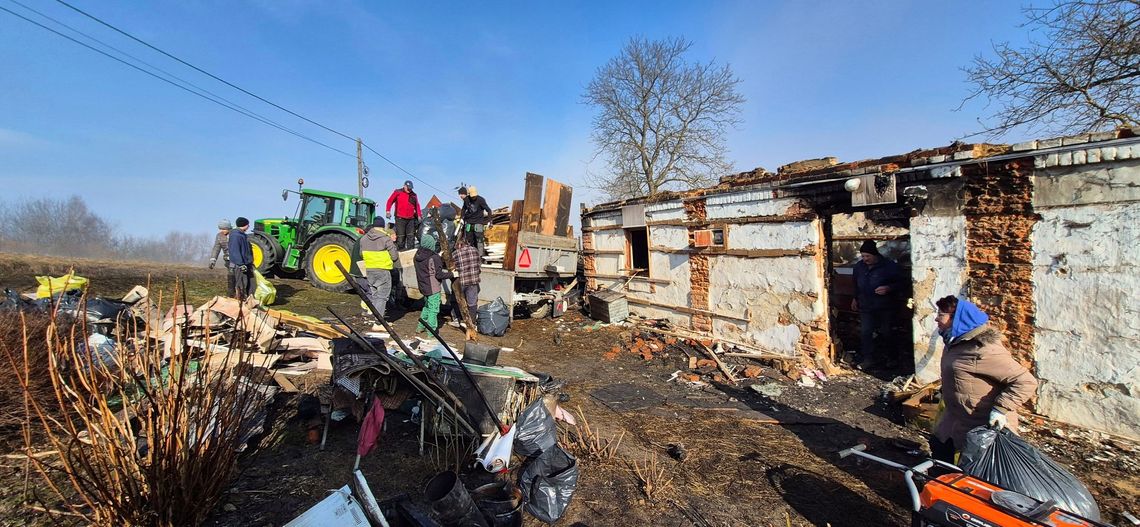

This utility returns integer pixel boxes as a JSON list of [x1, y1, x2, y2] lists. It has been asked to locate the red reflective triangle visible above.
[[518, 248, 532, 268]]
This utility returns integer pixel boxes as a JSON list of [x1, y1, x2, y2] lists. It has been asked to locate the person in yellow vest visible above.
[[355, 217, 399, 321]]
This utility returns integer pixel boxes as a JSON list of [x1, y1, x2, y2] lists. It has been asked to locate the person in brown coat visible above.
[[931, 295, 1039, 463]]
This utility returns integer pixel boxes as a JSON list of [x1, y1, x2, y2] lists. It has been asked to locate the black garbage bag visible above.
[[0, 288, 39, 312], [476, 297, 510, 337], [518, 445, 578, 524], [513, 398, 556, 457], [959, 426, 1100, 520]]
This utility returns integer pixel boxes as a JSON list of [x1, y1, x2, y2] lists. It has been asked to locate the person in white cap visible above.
[[208, 219, 236, 296]]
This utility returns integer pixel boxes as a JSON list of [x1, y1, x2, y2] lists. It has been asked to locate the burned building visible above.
[[581, 129, 1140, 440]]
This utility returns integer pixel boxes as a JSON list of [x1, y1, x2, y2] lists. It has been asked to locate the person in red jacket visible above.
[[385, 180, 422, 250]]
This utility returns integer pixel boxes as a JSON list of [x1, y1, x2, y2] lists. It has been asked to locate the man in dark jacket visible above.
[[851, 240, 902, 370], [458, 185, 492, 255], [227, 217, 255, 301], [354, 217, 399, 321], [413, 234, 453, 333], [208, 219, 236, 297], [386, 180, 422, 250]]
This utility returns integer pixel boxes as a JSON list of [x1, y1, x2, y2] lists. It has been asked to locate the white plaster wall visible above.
[[728, 222, 817, 251], [909, 214, 968, 385], [1032, 200, 1140, 439], [594, 255, 621, 275], [594, 231, 626, 252], [648, 252, 691, 306], [706, 194, 800, 220], [707, 255, 822, 355], [650, 226, 689, 249], [630, 303, 690, 327]]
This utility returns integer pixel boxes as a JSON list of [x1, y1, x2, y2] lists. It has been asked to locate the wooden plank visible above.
[[521, 172, 544, 233], [554, 182, 574, 237], [273, 372, 299, 393], [264, 308, 344, 339], [503, 200, 524, 271], [540, 179, 563, 236]]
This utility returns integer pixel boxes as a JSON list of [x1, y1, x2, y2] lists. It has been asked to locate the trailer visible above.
[[396, 173, 579, 319]]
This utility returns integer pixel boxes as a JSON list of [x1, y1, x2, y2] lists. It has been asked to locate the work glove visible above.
[[208, 258, 216, 269], [988, 409, 1008, 430], [386, 211, 392, 219], [239, 264, 249, 274]]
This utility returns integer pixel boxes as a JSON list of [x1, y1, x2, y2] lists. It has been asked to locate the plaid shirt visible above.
[[453, 244, 481, 287]]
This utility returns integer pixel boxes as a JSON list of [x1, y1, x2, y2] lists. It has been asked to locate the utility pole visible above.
[[356, 138, 364, 198]]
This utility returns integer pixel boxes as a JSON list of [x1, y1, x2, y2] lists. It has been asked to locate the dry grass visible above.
[[6, 283, 277, 527], [561, 406, 625, 461], [0, 311, 69, 436], [630, 451, 673, 501]]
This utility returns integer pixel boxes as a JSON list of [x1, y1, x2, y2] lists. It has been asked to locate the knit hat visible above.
[[372, 216, 386, 229], [235, 217, 250, 228], [859, 240, 879, 255], [420, 233, 438, 251], [217, 219, 232, 230]]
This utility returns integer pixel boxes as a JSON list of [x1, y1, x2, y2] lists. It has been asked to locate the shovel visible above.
[[417, 319, 516, 472]]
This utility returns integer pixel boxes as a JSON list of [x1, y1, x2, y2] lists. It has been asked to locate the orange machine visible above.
[[838, 445, 1112, 527]]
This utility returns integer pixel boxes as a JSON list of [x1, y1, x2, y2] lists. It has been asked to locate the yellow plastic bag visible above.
[[253, 270, 276, 305], [35, 273, 89, 299]]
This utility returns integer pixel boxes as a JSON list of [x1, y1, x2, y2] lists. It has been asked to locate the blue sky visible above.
[[0, 1, 1033, 237]]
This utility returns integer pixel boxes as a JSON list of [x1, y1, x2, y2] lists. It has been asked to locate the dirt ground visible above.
[[1, 252, 1137, 526]]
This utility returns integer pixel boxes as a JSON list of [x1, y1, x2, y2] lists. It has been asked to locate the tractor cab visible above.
[[250, 180, 376, 292]]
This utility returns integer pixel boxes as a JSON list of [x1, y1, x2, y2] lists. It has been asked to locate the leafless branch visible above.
[[962, 0, 1140, 138], [584, 36, 745, 201]]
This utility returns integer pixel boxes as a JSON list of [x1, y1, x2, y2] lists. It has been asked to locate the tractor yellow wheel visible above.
[[304, 233, 353, 292], [251, 243, 264, 269]]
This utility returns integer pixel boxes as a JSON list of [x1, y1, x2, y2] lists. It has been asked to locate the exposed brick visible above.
[[963, 161, 1038, 366]]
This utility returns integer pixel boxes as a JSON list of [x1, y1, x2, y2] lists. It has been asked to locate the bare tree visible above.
[[584, 37, 745, 201], [964, 0, 1140, 138]]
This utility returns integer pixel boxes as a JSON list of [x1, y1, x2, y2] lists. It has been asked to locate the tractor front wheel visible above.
[[304, 233, 354, 292], [249, 233, 280, 276]]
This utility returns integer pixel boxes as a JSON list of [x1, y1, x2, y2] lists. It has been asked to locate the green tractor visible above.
[[250, 180, 375, 292]]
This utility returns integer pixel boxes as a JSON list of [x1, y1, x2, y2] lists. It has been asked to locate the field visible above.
[[0, 252, 1136, 526]]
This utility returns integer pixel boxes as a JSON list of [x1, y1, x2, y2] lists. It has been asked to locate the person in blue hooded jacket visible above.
[[930, 295, 1038, 463]]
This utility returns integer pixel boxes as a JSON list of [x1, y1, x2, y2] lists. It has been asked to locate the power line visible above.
[[55, 0, 359, 143], [0, 3, 355, 157], [7, 0, 330, 157], [362, 143, 448, 195], [54, 0, 451, 195], [26, 0, 450, 194]]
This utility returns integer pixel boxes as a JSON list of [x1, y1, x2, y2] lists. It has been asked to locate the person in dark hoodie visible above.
[[354, 217, 399, 321], [413, 234, 453, 333], [851, 239, 903, 370], [227, 217, 254, 300], [931, 295, 1038, 463], [458, 185, 492, 255]]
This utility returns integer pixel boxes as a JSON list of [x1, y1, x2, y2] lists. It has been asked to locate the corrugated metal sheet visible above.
[[644, 200, 684, 213], [622, 204, 647, 227], [705, 189, 775, 206]]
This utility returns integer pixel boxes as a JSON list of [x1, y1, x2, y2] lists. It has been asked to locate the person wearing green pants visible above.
[[413, 234, 454, 333]]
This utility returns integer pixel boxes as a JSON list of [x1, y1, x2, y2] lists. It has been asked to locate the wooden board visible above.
[[554, 181, 573, 237], [540, 179, 563, 235], [521, 172, 544, 233], [503, 200, 523, 271]]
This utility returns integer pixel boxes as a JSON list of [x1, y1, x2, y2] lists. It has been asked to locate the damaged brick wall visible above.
[[963, 160, 1039, 365], [685, 198, 712, 333]]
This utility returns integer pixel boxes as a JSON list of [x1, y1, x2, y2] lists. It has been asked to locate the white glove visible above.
[[988, 409, 1008, 430]]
